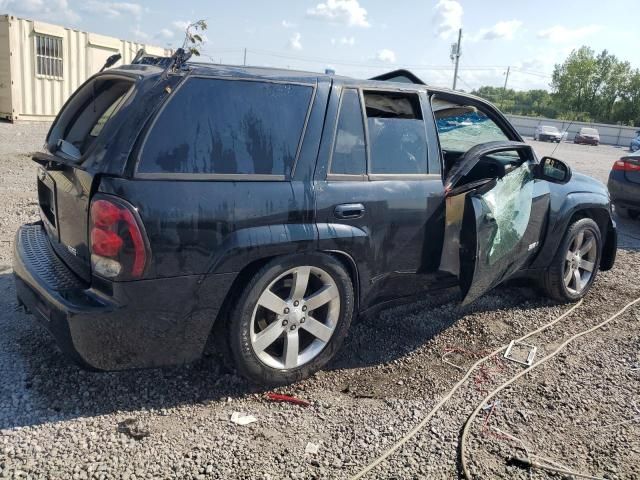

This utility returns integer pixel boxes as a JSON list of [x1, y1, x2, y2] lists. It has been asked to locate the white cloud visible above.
[[158, 28, 174, 40], [433, 0, 463, 39], [375, 48, 396, 63], [4, 0, 80, 23], [172, 20, 191, 31], [288, 32, 302, 51], [331, 36, 355, 46], [307, 0, 370, 28], [537, 25, 602, 43], [476, 20, 522, 41], [281, 20, 296, 29], [82, 1, 142, 19]]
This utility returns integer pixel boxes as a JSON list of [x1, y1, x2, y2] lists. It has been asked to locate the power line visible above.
[[198, 47, 554, 80]]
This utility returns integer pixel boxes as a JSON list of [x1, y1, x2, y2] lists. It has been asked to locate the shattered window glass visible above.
[[479, 162, 534, 265], [436, 111, 509, 153]]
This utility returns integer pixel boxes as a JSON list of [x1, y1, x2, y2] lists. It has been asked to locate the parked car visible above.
[[13, 61, 617, 385], [574, 127, 600, 145], [630, 131, 640, 152], [534, 125, 562, 142], [608, 151, 640, 219]]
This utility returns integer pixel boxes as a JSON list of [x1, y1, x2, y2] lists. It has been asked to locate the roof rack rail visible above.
[[131, 49, 174, 68], [370, 69, 426, 85]]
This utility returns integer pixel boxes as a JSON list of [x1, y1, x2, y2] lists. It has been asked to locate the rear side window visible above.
[[138, 78, 313, 176], [330, 89, 366, 175], [364, 91, 428, 175]]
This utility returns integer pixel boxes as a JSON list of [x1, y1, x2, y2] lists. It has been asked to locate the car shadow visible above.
[[3, 212, 639, 431], [0, 268, 554, 430]]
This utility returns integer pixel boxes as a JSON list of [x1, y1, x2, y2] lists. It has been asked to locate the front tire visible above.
[[543, 218, 601, 302], [228, 253, 354, 385]]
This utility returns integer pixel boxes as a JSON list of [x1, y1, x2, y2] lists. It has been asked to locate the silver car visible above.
[[534, 125, 562, 142]]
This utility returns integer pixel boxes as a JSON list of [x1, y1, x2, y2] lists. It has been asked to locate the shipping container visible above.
[[0, 15, 171, 121]]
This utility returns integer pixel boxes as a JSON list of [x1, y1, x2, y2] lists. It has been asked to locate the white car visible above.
[[534, 125, 563, 143]]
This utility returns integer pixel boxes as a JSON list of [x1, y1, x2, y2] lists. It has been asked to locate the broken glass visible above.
[[479, 162, 534, 265]]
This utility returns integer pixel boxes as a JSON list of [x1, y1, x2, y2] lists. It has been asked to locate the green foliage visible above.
[[181, 20, 208, 57], [472, 47, 640, 127]]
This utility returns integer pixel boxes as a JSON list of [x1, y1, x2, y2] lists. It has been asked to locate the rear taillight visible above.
[[613, 160, 640, 172], [89, 196, 148, 279]]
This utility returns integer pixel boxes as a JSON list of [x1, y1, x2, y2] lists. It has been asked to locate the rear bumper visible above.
[[574, 137, 599, 145], [13, 223, 234, 370], [539, 134, 561, 142], [608, 174, 640, 209]]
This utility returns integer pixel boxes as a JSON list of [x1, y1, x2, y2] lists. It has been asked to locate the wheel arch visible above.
[[532, 192, 615, 270], [205, 249, 361, 355]]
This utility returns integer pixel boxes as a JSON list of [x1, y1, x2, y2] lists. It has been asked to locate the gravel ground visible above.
[[0, 123, 639, 479]]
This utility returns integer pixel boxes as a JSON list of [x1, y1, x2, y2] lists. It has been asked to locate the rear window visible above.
[[541, 126, 559, 133], [581, 128, 598, 135], [138, 78, 314, 176], [47, 77, 134, 160]]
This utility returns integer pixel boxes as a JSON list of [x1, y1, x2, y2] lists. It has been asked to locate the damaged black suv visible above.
[[13, 58, 617, 385]]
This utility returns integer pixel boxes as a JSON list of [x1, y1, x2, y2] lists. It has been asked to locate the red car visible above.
[[574, 127, 600, 146]]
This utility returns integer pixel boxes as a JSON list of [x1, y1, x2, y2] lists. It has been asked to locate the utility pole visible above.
[[451, 28, 462, 90], [243, 48, 247, 66], [503, 66, 511, 91], [501, 66, 510, 108]]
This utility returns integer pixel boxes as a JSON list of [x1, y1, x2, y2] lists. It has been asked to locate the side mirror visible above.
[[537, 156, 572, 184]]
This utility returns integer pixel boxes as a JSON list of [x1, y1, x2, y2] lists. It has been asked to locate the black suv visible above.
[[13, 62, 617, 385]]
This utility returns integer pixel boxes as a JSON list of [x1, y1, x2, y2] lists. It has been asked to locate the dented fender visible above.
[[530, 189, 613, 270]]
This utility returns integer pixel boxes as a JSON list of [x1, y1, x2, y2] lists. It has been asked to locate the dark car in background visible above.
[[608, 151, 640, 219], [12, 59, 617, 385], [574, 127, 600, 146]]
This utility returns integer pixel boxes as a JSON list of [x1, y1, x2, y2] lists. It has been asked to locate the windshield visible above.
[[541, 126, 559, 133], [581, 128, 598, 135]]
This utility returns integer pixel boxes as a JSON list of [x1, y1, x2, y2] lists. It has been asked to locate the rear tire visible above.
[[543, 218, 601, 302], [228, 253, 354, 385]]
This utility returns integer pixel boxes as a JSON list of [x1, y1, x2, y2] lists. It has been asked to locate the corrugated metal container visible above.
[[0, 15, 171, 121]]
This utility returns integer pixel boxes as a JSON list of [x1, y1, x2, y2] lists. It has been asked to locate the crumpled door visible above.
[[459, 162, 536, 305]]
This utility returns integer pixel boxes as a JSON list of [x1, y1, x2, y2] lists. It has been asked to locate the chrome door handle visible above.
[[334, 203, 365, 219]]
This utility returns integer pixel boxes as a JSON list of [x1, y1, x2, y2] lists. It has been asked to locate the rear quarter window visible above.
[[138, 78, 314, 176]]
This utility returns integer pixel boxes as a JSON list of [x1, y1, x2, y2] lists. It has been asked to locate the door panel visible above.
[[316, 179, 446, 308], [459, 162, 549, 305]]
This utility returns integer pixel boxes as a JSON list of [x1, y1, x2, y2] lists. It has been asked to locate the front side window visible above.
[[35, 34, 63, 78], [330, 89, 366, 175], [138, 78, 314, 176], [364, 91, 428, 175]]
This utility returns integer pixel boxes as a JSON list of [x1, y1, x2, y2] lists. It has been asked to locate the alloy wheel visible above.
[[563, 228, 597, 295], [250, 266, 340, 370]]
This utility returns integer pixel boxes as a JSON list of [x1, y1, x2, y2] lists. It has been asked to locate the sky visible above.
[[1, 0, 638, 91]]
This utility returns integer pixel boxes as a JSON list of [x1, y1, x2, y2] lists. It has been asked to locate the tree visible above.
[[472, 46, 640, 127], [181, 20, 208, 57]]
